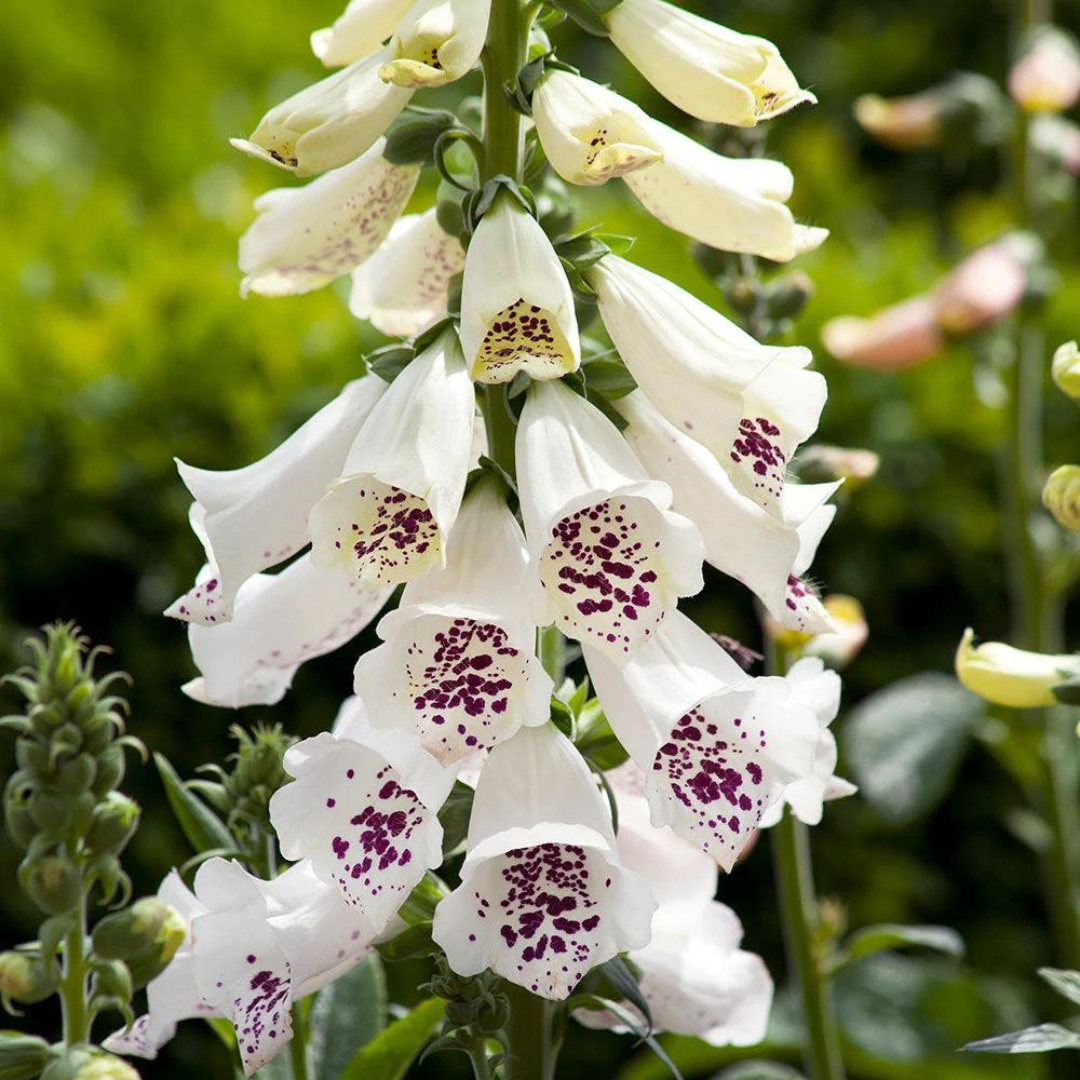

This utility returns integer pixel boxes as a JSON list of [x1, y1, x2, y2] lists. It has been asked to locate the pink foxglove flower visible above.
[[822, 294, 943, 370], [1008, 28, 1080, 113]]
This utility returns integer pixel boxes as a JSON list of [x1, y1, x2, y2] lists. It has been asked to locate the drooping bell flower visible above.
[[1008, 27, 1080, 113], [311, 0, 415, 67], [589, 256, 826, 517], [854, 91, 944, 151], [431, 723, 657, 1000], [458, 192, 580, 384], [309, 329, 475, 587], [934, 241, 1027, 334], [955, 628, 1080, 708], [239, 137, 419, 297], [584, 611, 819, 869], [821, 295, 943, 371], [378, 0, 490, 89], [603, 0, 814, 127], [167, 374, 386, 627], [349, 208, 465, 337], [515, 379, 704, 663]]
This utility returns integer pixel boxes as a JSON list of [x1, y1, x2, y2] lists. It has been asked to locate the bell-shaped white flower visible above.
[[312, 0, 416, 68], [239, 138, 419, 297], [589, 256, 826, 517], [760, 658, 856, 828], [309, 330, 475, 587], [458, 194, 580, 384], [166, 376, 386, 627], [182, 554, 394, 708], [618, 391, 837, 634], [531, 70, 664, 186], [231, 48, 413, 177], [432, 723, 656, 1000], [575, 765, 773, 1045], [584, 611, 818, 869], [378, 0, 491, 89], [349, 208, 465, 337], [515, 379, 704, 663], [604, 0, 814, 127], [355, 481, 552, 765], [270, 697, 453, 930]]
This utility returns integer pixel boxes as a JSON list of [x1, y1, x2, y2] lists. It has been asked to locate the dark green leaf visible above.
[[548, 0, 616, 36], [964, 1023, 1080, 1054], [307, 955, 387, 1080], [716, 1064, 809, 1080], [338, 998, 446, 1080], [367, 344, 415, 384], [836, 924, 964, 971], [1039, 967, 1080, 1006], [376, 923, 437, 963], [383, 111, 460, 166], [154, 752, 233, 854], [556, 234, 612, 269], [550, 697, 574, 738], [596, 956, 653, 1034], [581, 359, 637, 400], [437, 781, 474, 857]]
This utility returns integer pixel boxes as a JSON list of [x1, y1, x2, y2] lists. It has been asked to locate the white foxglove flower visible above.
[[183, 554, 393, 708], [312, 0, 415, 67], [584, 611, 818, 869], [760, 658, 855, 828], [309, 330, 475, 586], [458, 194, 580, 384], [166, 376, 386, 627], [575, 765, 773, 1045], [618, 391, 836, 634], [239, 138, 419, 297], [432, 724, 656, 1000], [379, 0, 490, 88], [515, 379, 703, 662], [589, 256, 826, 517], [231, 49, 413, 177], [349, 208, 465, 337], [604, 0, 814, 127], [355, 481, 552, 765], [270, 697, 453, 929], [531, 70, 663, 186]]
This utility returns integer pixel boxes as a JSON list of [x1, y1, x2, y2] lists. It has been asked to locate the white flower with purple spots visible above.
[[432, 723, 656, 1000], [166, 375, 386, 628], [590, 256, 827, 518], [270, 697, 454, 930], [378, 0, 491, 89], [584, 611, 819, 869], [238, 137, 419, 298], [515, 379, 704, 663], [349, 208, 465, 338], [618, 391, 837, 634], [312, 0, 416, 67], [760, 657, 857, 828], [309, 329, 475, 587], [459, 193, 580, 385], [355, 480, 552, 765], [231, 48, 414, 177]]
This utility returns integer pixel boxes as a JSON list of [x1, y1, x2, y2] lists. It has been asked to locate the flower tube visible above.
[[378, 0, 490, 88], [311, 0, 415, 67]]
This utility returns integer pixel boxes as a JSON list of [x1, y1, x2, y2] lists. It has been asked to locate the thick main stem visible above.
[[504, 983, 559, 1080], [60, 886, 90, 1047]]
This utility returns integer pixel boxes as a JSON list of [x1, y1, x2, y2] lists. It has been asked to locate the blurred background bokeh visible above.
[[2, 0, 1079, 1077]]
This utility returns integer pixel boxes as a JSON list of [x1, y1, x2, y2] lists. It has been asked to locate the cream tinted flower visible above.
[[956, 628, 1080, 708], [604, 0, 814, 126], [458, 193, 580, 383], [378, 0, 490, 88], [239, 138, 419, 297], [311, 0, 415, 67]]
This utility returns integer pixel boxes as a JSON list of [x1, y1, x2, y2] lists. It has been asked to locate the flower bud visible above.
[[124, 904, 186, 990], [822, 295, 942, 370], [28, 788, 72, 834], [93, 898, 174, 961], [797, 445, 880, 489], [804, 596, 869, 670], [91, 745, 125, 798], [85, 793, 139, 856], [935, 242, 1027, 334], [854, 90, 942, 150], [1043, 465, 1080, 532], [4, 774, 37, 850], [0, 1032, 51, 1079], [44, 1050, 141, 1080], [766, 271, 815, 322], [90, 957, 133, 1006], [1008, 27, 1080, 113], [22, 854, 81, 916], [0, 951, 59, 1004], [1052, 341, 1080, 399], [56, 752, 97, 797], [955, 627, 1080, 708]]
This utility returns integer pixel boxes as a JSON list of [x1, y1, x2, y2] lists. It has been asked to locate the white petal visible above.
[[269, 731, 444, 930], [239, 139, 419, 297], [312, 0, 416, 67], [182, 553, 393, 708], [349, 209, 464, 337], [379, 0, 491, 88], [459, 195, 580, 384], [233, 47, 413, 177], [531, 70, 663, 186], [309, 331, 475, 586], [166, 375, 385, 626]]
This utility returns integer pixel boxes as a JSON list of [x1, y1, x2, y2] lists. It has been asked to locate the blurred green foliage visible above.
[[1, 0, 1079, 1077]]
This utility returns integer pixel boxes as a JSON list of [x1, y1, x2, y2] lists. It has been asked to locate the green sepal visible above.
[[154, 752, 234, 855], [384, 108, 463, 167]]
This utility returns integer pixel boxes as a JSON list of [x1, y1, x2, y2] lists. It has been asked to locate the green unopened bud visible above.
[[93, 898, 172, 960], [0, 1032, 51, 1080], [42, 1049, 140, 1080], [28, 789, 72, 834], [4, 775, 37, 850], [124, 903, 185, 990], [766, 271, 815, 321], [15, 740, 49, 778], [29, 703, 66, 737], [86, 793, 139, 856], [0, 950, 60, 1004], [22, 854, 81, 915], [56, 753, 96, 797], [90, 958, 132, 1003], [1052, 341, 1080, 400], [91, 746, 125, 798], [1043, 465, 1080, 532], [956, 627, 1080, 708]]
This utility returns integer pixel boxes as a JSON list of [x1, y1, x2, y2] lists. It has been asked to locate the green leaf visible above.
[[376, 923, 437, 963], [1039, 967, 1080, 1006], [437, 781, 474, 857], [550, 696, 575, 738], [307, 955, 387, 1080], [154, 752, 233, 854], [835, 924, 965, 971], [556, 233, 612, 269], [593, 232, 635, 257], [547, 0, 617, 36], [843, 674, 983, 825], [580, 358, 637, 400], [367, 344, 416, 384], [716, 1064, 809, 1080], [0, 1031, 51, 1080], [963, 1023, 1080, 1054], [338, 997, 446, 1080], [383, 109, 460, 166], [596, 956, 653, 1033], [397, 872, 449, 925]]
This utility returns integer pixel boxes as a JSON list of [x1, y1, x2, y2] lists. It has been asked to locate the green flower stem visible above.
[[289, 1002, 309, 1080], [60, 884, 91, 1047], [503, 982, 560, 1080]]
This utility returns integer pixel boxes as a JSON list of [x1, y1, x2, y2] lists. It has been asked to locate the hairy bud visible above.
[[21, 854, 81, 916], [1043, 464, 1080, 532], [86, 793, 140, 857], [0, 951, 59, 1004]]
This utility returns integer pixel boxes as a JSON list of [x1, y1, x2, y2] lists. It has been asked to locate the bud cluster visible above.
[[421, 955, 509, 1069]]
